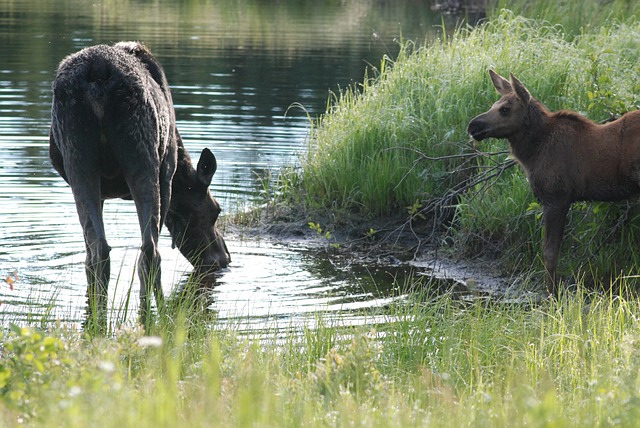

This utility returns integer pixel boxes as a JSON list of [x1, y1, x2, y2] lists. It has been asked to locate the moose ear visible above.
[[489, 69, 512, 95], [510, 73, 531, 104], [196, 148, 217, 188]]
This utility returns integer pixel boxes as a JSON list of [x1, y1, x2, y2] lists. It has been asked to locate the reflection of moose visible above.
[[49, 42, 230, 327], [468, 70, 640, 295]]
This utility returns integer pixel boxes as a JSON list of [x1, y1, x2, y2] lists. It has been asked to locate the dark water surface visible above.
[[0, 0, 450, 329]]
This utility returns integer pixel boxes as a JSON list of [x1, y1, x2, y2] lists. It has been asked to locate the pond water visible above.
[[0, 0, 474, 330]]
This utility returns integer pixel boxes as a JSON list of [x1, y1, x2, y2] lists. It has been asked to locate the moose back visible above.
[[49, 42, 230, 327], [467, 69, 640, 295]]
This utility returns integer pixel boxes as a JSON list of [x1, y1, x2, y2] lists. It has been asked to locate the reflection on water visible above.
[[201, 243, 411, 333], [0, 0, 452, 329]]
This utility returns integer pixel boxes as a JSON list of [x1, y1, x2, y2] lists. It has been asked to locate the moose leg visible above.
[[542, 202, 570, 296], [129, 179, 164, 322], [84, 227, 111, 330], [70, 182, 110, 332], [158, 138, 177, 229]]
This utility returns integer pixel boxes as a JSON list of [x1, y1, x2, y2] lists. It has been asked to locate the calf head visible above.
[[467, 69, 532, 141], [166, 148, 231, 274]]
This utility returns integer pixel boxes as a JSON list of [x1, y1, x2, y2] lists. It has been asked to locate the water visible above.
[[0, 0, 459, 330]]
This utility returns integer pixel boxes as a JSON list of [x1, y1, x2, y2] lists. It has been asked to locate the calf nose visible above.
[[467, 118, 486, 141], [467, 120, 478, 135]]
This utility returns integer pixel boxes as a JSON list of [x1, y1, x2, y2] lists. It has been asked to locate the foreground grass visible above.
[[3, 285, 640, 426]]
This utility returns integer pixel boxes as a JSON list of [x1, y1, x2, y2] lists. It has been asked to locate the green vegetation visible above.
[[5, 287, 640, 426], [9, 2, 640, 427], [282, 6, 640, 282], [494, 0, 640, 34]]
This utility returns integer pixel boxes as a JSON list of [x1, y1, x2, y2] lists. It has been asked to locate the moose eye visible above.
[[499, 107, 510, 116]]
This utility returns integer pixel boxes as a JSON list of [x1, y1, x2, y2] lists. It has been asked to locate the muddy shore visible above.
[[227, 209, 545, 303]]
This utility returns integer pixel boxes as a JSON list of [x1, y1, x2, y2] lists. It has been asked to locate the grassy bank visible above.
[[283, 8, 640, 283], [4, 287, 640, 426]]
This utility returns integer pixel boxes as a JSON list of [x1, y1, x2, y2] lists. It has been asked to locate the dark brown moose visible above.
[[49, 42, 230, 328], [467, 69, 640, 295]]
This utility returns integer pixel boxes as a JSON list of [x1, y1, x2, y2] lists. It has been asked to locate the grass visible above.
[[8, 2, 640, 426], [493, 0, 640, 35], [4, 282, 640, 426], [279, 8, 640, 283], [297, 12, 579, 217]]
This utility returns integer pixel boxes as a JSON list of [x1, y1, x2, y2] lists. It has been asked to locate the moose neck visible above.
[[507, 99, 550, 168]]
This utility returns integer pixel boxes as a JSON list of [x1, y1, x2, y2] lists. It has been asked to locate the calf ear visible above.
[[196, 148, 217, 188], [489, 69, 512, 95], [510, 73, 531, 104]]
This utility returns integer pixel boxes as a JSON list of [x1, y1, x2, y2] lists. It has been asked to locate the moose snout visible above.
[[200, 235, 231, 271], [467, 117, 489, 141], [197, 256, 230, 275]]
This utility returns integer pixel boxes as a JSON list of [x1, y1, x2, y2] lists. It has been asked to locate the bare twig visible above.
[[373, 142, 517, 258]]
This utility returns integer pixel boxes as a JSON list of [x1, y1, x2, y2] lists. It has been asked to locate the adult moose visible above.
[[467, 69, 640, 296], [50, 42, 230, 328]]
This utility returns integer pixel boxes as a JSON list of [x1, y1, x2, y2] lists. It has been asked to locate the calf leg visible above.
[[71, 181, 110, 331], [109, 118, 168, 322], [84, 232, 111, 329], [51, 97, 111, 330], [128, 177, 164, 322], [159, 133, 177, 228], [542, 202, 570, 296]]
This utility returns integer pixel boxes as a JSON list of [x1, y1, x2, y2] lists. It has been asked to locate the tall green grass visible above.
[[299, 12, 583, 217], [5, 285, 640, 426], [492, 0, 640, 35], [300, 11, 640, 215], [289, 10, 640, 281]]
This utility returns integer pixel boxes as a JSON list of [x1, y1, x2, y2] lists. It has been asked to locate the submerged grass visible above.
[[5, 283, 640, 426]]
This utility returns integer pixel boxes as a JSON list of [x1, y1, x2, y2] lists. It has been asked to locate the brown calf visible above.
[[467, 70, 640, 295]]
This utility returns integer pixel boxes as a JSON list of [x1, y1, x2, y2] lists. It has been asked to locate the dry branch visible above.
[[377, 143, 517, 257]]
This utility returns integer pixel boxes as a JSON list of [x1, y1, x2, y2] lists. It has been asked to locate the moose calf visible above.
[[468, 70, 640, 295]]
